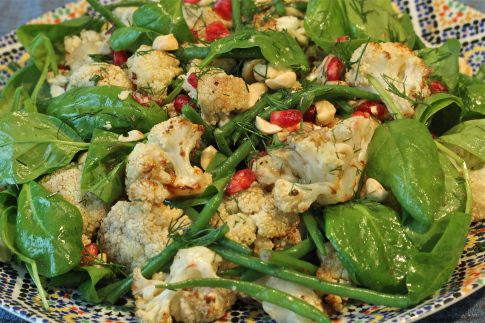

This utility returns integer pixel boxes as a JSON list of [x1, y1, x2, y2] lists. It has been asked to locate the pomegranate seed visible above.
[[335, 36, 349, 42], [205, 21, 231, 41], [429, 130, 439, 139], [270, 109, 303, 128], [113, 50, 128, 66], [58, 65, 70, 71], [226, 169, 256, 194], [81, 243, 99, 265], [356, 100, 389, 121], [174, 94, 196, 114], [430, 80, 448, 94], [303, 105, 317, 123], [214, 0, 232, 20], [132, 91, 151, 107], [352, 111, 370, 118], [187, 73, 198, 88], [326, 56, 345, 81], [184, 0, 200, 3]]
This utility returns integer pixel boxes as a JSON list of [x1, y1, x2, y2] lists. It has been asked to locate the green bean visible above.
[[162, 78, 184, 105], [302, 211, 327, 256], [210, 134, 261, 181], [275, 0, 287, 16], [259, 249, 319, 274], [366, 74, 402, 119], [334, 99, 354, 117], [86, 0, 125, 29], [210, 245, 410, 308], [105, 1, 151, 10], [239, 238, 316, 281], [287, 1, 308, 11], [157, 278, 332, 323], [217, 266, 248, 276], [205, 152, 228, 173], [173, 47, 263, 61], [232, 0, 243, 31], [100, 177, 230, 303], [214, 129, 233, 156], [166, 196, 212, 208], [182, 105, 215, 143]]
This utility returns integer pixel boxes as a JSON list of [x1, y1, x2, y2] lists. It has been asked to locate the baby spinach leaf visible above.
[[413, 93, 463, 126], [17, 16, 104, 61], [0, 112, 89, 185], [199, 29, 309, 70], [324, 200, 418, 294], [416, 39, 460, 90], [403, 154, 466, 252], [133, 0, 194, 44], [46, 86, 167, 140], [110, 26, 161, 52], [366, 119, 445, 225], [16, 182, 83, 277], [78, 266, 117, 303], [24, 33, 59, 75], [438, 119, 485, 163], [406, 211, 470, 305], [88, 159, 127, 205]]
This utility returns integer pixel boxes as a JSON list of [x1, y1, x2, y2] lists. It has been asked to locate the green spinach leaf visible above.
[[46, 86, 167, 140], [324, 200, 418, 294], [366, 119, 445, 225], [110, 26, 161, 52], [16, 182, 83, 277], [438, 119, 485, 164], [413, 93, 463, 126], [0, 112, 89, 185]]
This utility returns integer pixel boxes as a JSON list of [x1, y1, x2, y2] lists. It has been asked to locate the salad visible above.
[[0, 0, 485, 322]]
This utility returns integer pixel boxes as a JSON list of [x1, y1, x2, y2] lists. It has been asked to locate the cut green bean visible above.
[[105, 1, 151, 10], [232, 0, 242, 31], [173, 46, 263, 61], [302, 211, 327, 256], [100, 177, 230, 303], [260, 249, 319, 274], [210, 245, 410, 308], [214, 129, 233, 156], [86, 0, 126, 28], [157, 278, 332, 323], [217, 266, 248, 276], [182, 105, 215, 143], [334, 99, 355, 117], [162, 79, 184, 105], [205, 152, 228, 173]]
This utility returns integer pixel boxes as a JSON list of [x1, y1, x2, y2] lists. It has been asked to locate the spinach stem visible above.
[[86, 0, 126, 29], [366, 74, 403, 119], [434, 141, 472, 214], [31, 56, 50, 105]]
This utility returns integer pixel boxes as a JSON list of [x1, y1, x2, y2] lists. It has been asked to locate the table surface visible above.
[[1, 0, 485, 322]]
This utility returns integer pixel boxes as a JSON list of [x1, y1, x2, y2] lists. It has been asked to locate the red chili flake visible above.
[[226, 169, 256, 194], [214, 0, 232, 20], [58, 65, 70, 71], [187, 73, 198, 88], [326, 56, 345, 81], [335, 35, 349, 42], [303, 105, 317, 123], [430, 80, 448, 94], [113, 50, 128, 66], [356, 100, 390, 121], [270, 109, 303, 128], [174, 94, 196, 114], [205, 21, 231, 42]]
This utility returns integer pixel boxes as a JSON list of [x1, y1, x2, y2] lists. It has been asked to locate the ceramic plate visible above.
[[0, 0, 485, 322]]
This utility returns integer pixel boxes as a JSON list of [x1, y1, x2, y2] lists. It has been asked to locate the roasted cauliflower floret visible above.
[[253, 116, 378, 213], [468, 166, 485, 222], [68, 63, 132, 89], [39, 165, 108, 242], [126, 45, 183, 102], [98, 200, 189, 273], [126, 117, 212, 203], [132, 247, 236, 323], [316, 242, 353, 315], [183, 67, 251, 126], [210, 184, 302, 248], [64, 30, 111, 71], [345, 42, 431, 118], [258, 276, 325, 323]]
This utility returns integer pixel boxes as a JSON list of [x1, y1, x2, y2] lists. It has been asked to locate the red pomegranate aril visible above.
[[226, 169, 256, 194], [184, 0, 200, 3], [81, 243, 99, 265], [303, 105, 317, 123], [270, 109, 303, 128], [326, 56, 345, 81], [187, 73, 198, 88], [58, 65, 70, 71], [174, 94, 196, 114], [205, 21, 231, 41], [113, 50, 128, 66], [352, 111, 370, 118], [335, 35, 349, 42], [430, 80, 448, 94], [356, 100, 389, 121], [132, 91, 151, 107], [214, 0, 232, 20]]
